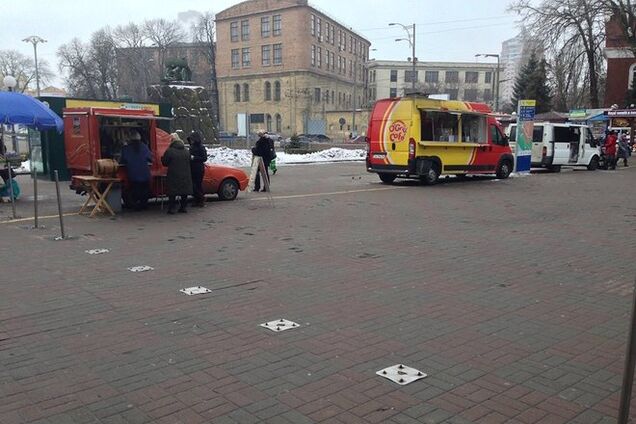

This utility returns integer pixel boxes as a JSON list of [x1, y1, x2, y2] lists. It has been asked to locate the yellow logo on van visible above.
[[389, 120, 408, 143]]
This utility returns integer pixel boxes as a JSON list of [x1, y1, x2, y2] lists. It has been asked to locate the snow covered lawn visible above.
[[206, 147, 366, 167]]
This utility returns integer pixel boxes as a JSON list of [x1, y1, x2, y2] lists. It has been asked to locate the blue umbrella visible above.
[[0, 91, 63, 133]]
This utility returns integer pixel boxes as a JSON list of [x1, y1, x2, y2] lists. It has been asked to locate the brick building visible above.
[[605, 14, 636, 107], [215, 0, 371, 137]]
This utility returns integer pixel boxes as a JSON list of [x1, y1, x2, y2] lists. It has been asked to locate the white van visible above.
[[507, 122, 601, 171]]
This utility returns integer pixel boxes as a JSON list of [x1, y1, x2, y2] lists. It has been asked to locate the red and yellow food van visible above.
[[63, 107, 248, 201], [366, 95, 514, 184]]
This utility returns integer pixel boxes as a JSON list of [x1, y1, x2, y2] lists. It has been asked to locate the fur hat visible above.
[[170, 132, 184, 143]]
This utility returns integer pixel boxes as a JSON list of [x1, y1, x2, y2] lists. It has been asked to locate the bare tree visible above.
[[143, 18, 186, 72], [509, 0, 606, 108], [57, 31, 119, 100], [191, 11, 219, 125], [0, 49, 52, 93], [90, 28, 119, 99], [58, 38, 99, 98]]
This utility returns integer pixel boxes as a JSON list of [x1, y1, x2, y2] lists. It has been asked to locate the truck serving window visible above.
[[461, 114, 487, 143], [98, 117, 150, 161], [420, 110, 459, 142]]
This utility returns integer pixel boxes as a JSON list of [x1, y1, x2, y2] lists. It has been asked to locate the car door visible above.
[[531, 125, 544, 164], [551, 125, 571, 165]]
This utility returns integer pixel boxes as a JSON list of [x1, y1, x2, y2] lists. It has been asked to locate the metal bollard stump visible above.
[[53, 170, 65, 239]]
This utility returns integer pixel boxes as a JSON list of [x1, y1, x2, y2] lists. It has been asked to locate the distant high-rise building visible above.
[[499, 28, 542, 110]]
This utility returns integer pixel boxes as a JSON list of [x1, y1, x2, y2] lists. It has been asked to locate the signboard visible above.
[[515, 99, 535, 173], [568, 109, 587, 120], [66, 99, 160, 114]]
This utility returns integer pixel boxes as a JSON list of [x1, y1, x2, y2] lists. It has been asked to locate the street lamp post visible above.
[[22, 36, 47, 97], [2, 75, 18, 219], [475, 53, 500, 112], [390, 22, 417, 94]]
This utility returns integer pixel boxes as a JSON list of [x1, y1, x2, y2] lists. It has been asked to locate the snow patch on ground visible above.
[[206, 147, 365, 167]]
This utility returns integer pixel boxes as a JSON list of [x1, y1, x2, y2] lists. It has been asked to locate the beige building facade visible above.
[[216, 0, 370, 138], [367, 60, 500, 108]]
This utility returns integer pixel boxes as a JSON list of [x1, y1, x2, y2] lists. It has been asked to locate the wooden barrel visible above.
[[94, 159, 118, 177]]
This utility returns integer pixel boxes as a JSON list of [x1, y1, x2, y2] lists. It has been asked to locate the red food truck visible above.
[[63, 107, 249, 203]]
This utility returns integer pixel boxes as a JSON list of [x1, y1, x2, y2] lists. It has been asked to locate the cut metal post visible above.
[[53, 170, 65, 239], [32, 167, 38, 228], [618, 278, 636, 424], [6, 158, 16, 219]]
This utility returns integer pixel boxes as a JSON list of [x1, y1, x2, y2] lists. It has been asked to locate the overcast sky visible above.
[[2, 0, 522, 87]]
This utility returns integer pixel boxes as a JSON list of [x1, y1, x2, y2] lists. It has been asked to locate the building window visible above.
[[330, 26, 335, 45], [404, 70, 418, 83], [390, 70, 398, 82], [445, 71, 459, 83], [330, 52, 335, 71], [485, 71, 492, 84], [425, 71, 438, 83], [242, 48, 251, 67], [447, 88, 459, 100], [354, 39, 357, 55], [317, 46, 322, 68], [317, 17, 321, 40], [390, 88, 397, 98], [261, 17, 270, 38], [325, 50, 330, 70], [273, 14, 281, 36], [266, 114, 272, 132], [325, 90, 330, 103], [465, 71, 479, 83], [314, 87, 321, 103], [262, 45, 271, 66], [325, 23, 330, 43], [311, 45, 316, 66], [241, 19, 249, 41], [233, 84, 241, 102], [349, 35, 353, 53], [274, 81, 281, 101], [311, 14, 315, 36], [331, 90, 334, 104], [483, 88, 492, 102], [231, 49, 240, 69], [463, 88, 478, 101], [343, 58, 346, 75], [243, 83, 250, 101], [273, 43, 282, 65], [264, 81, 272, 101], [275, 113, 282, 132], [230, 21, 239, 42]]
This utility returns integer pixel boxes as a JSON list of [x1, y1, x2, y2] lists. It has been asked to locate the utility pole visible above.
[[390, 22, 417, 94], [475, 53, 500, 111], [352, 59, 357, 137], [23, 36, 47, 97]]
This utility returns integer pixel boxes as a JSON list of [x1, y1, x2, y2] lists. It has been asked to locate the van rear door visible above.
[[531, 125, 544, 164]]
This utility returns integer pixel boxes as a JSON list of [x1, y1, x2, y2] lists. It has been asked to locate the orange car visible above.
[[63, 107, 249, 201]]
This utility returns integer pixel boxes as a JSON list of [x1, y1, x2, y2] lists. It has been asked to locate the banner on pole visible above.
[[515, 99, 536, 173]]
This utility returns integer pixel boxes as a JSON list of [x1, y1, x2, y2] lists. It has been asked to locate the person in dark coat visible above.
[[187, 131, 207, 207], [604, 131, 618, 170], [119, 131, 152, 211], [161, 133, 193, 214], [252, 130, 273, 192], [617, 134, 630, 167]]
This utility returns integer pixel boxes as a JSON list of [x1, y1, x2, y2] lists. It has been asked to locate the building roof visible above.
[[367, 59, 500, 69]]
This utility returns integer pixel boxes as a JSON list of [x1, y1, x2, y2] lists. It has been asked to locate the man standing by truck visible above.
[[120, 131, 152, 211]]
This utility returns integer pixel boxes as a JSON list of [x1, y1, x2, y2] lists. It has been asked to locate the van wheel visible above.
[[378, 173, 396, 184], [549, 165, 561, 173], [420, 166, 440, 185], [496, 160, 512, 179], [587, 156, 599, 171]]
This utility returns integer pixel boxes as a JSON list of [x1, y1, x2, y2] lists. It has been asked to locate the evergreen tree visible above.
[[512, 51, 552, 113]]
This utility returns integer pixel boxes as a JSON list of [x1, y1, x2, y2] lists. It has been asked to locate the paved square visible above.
[[1, 164, 635, 423]]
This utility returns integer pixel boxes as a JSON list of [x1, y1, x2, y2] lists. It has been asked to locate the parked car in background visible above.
[[298, 134, 331, 142]]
